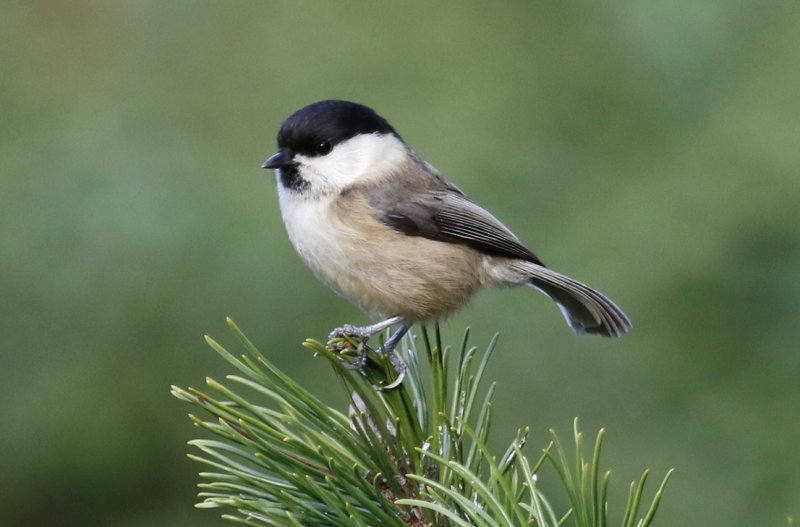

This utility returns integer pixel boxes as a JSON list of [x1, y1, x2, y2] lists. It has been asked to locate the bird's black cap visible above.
[[275, 100, 400, 157]]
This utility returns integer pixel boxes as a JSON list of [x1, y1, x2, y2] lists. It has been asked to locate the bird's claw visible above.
[[327, 325, 370, 369], [328, 324, 371, 345], [326, 323, 407, 389], [376, 356, 407, 391]]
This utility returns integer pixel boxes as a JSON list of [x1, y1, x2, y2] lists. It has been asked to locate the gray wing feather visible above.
[[364, 167, 543, 265], [434, 192, 543, 264], [359, 160, 630, 337]]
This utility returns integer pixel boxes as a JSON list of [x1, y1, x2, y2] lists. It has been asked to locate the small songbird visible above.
[[262, 100, 630, 353]]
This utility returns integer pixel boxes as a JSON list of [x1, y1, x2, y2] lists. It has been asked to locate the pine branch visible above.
[[172, 318, 672, 526]]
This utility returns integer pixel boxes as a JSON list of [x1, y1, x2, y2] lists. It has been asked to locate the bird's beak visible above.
[[262, 149, 292, 169]]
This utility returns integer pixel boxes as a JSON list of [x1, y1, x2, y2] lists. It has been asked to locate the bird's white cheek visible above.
[[296, 133, 408, 192], [296, 151, 364, 191]]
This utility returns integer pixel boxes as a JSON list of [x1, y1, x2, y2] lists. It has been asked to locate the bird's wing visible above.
[[363, 173, 544, 266]]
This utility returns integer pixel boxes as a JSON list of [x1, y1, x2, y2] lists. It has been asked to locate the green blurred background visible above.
[[3, 1, 799, 525]]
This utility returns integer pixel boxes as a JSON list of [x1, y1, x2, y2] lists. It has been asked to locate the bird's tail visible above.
[[510, 261, 632, 337]]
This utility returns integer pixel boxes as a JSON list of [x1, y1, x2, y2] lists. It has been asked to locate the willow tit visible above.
[[262, 100, 630, 352]]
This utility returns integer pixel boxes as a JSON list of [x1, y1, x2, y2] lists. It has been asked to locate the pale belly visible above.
[[278, 190, 488, 321]]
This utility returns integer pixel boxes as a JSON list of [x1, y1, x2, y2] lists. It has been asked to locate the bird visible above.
[[262, 100, 630, 356]]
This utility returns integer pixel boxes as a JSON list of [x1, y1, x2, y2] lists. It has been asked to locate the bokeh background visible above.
[[3, 1, 799, 525]]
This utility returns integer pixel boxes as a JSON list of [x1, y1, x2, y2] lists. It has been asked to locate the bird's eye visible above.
[[316, 141, 332, 156]]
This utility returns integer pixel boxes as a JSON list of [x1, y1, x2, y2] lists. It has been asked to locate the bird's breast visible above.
[[277, 188, 489, 321]]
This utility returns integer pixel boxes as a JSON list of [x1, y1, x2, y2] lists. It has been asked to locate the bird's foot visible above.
[[326, 318, 409, 388], [377, 355, 407, 391], [327, 316, 405, 353], [327, 325, 369, 370], [328, 324, 374, 346]]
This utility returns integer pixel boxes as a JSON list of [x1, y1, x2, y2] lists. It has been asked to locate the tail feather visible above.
[[515, 262, 631, 337]]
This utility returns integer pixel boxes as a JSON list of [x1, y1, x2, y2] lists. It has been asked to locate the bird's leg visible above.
[[381, 324, 409, 356], [328, 315, 405, 347], [374, 324, 410, 390]]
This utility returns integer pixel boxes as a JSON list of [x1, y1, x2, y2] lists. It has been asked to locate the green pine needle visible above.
[[172, 319, 672, 525]]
